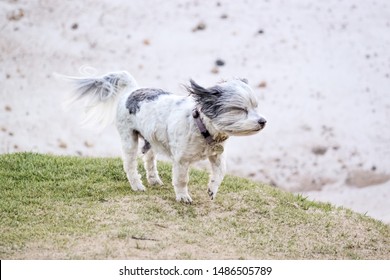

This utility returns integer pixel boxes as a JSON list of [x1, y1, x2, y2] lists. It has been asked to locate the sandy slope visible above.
[[1, 0, 389, 223]]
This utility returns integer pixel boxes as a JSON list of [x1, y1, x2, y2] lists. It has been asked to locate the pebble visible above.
[[71, 23, 78, 30], [215, 59, 225, 66], [192, 22, 206, 32], [311, 146, 328, 156], [211, 67, 219, 74]]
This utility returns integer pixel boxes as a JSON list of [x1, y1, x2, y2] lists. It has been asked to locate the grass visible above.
[[0, 152, 389, 259]]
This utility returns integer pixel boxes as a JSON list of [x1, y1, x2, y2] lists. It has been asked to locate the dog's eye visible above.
[[230, 107, 248, 114]]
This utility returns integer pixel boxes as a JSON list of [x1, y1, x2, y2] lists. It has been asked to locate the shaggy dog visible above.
[[65, 71, 266, 203]]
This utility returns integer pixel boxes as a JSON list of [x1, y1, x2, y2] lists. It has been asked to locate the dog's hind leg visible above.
[[172, 161, 192, 203], [143, 148, 163, 186], [120, 130, 145, 191]]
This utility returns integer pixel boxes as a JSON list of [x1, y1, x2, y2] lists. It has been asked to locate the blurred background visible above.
[[1, 0, 389, 222]]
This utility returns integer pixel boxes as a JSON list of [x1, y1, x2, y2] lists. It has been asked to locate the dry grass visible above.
[[0, 153, 389, 259]]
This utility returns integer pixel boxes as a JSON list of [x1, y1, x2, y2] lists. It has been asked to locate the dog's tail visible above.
[[59, 70, 138, 128]]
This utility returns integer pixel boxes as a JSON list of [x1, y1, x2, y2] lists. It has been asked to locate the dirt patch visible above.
[[346, 170, 390, 188]]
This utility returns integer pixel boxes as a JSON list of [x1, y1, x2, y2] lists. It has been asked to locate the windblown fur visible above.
[[61, 71, 138, 127], [65, 70, 266, 203]]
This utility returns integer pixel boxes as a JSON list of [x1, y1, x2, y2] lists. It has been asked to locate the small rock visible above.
[[258, 29, 265, 34], [71, 23, 78, 30], [5, 105, 12, 112], [215, 59, 225, 66], [311, 146, 328, 155], [211, 67, 219, 74], [192, 22, 206, 32], [143, 39, 151, 45], [58, 140, 67, 149], [220, 14, 228, 19], [258, 81, 267, 88], [84, 141, 94, 148]]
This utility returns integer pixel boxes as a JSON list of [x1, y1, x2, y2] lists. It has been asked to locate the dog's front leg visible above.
[[172, 161, 192, 203], [208, 153, 226, 200]]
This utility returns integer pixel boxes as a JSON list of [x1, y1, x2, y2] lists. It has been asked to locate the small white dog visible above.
[[66, 71, 266, 203]]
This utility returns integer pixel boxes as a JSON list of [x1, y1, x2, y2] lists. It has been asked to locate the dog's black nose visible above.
[[258, 117, 267, 128]]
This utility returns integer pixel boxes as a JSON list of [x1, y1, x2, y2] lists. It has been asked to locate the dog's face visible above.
[[188, 79, 266, 136]]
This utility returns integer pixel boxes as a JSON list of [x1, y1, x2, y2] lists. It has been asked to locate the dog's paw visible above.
[[147, 176, 164, 186], [130, 183, 146, 192], [176, 193, 193, 204], [207, 188, 217, 200]]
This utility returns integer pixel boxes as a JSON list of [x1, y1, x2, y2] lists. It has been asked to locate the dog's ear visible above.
[[187, 79, 222, 96], [187, 80, 224, 118]]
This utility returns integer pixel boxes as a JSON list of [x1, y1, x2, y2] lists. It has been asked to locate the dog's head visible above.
[[187, 79, 266, 136]]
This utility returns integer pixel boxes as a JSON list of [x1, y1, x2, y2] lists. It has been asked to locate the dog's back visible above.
[[117, 88, 194, 157]]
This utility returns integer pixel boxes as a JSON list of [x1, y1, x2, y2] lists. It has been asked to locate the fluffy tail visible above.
[[59, 71, 138, 128]]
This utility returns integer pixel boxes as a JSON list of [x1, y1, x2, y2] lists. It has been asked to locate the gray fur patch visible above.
[[126, 88, 170, 114], [186, 79, 224, 119]]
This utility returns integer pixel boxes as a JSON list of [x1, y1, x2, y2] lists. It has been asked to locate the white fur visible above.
[[65, 71, 266, 203], [58, 71, 138, 128]]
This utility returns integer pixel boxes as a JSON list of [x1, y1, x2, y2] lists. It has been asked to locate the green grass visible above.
[[0, 152, 389, 259]]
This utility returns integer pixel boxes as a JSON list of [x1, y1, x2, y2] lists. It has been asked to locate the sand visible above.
[[1, 0, 389, 223]]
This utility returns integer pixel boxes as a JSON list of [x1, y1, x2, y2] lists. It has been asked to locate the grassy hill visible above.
[[0, 153, 389, 259]]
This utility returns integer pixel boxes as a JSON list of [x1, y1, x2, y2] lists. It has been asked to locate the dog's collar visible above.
[[192, 108, 214, 145], [192, 108, 229, 150]]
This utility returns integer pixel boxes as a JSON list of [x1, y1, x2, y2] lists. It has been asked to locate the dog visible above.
[[64, 71, 266, 203]]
